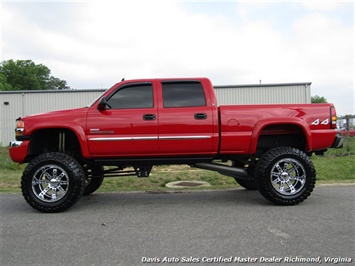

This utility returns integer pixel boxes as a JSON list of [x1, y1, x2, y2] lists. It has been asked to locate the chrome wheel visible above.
[[255, 147, 316, 205], [270, 158, 306, 196], [22, 153, 86, 212], [32, 165, 69, 202]]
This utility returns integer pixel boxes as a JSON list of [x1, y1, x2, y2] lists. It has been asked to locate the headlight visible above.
[[15, 120, 25, 137]]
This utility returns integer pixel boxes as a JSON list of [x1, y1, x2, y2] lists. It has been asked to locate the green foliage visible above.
[[313, 155, 355, 181], [0, 59, 70, 91], [311, 95, 328, 103], [0, 73, 13, 90], [0, 146, 24, 170], [47, 76, 70, 90]]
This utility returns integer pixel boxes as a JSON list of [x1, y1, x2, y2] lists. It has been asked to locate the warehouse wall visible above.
[[0, 82, 311, 146], [215, 83, 311, 105]]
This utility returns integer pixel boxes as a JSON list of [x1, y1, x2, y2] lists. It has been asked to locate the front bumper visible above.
[[331, 134, 344, 149], [9, 140, 29, 164]]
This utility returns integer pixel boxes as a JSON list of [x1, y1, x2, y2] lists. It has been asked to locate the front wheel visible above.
[[21, 152, 86, 213], [255, 147, 316, 205]]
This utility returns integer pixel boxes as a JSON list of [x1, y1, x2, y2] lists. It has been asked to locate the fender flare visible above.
[[68, 125, 91, 158], [28, 125, 91, 158], [248, 118, 312, 154]]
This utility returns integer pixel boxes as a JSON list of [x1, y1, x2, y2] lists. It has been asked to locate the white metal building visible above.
[[0, 82, 311, 146], [214, 83, 311, 105]]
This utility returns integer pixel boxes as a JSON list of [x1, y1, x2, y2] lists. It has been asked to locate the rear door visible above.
[[158, 80, 217, 155], [86, 82, 158, 156]]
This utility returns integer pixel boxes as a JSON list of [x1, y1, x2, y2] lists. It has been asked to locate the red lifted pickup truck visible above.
[[9, 78, 343, 212]]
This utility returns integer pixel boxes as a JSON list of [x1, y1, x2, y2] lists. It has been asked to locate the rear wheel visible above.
[[255, 147, 316, 205], [21, 152, 86, 212]]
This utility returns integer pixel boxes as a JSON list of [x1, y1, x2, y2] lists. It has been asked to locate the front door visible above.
[[87, 82, 158, 157]]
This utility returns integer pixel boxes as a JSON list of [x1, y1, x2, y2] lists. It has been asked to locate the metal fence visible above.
[[341, 115, 354, 156]]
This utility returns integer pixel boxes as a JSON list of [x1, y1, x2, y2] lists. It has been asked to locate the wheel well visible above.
[[27, 128, 82, 160], [257, 124, 307, 152]]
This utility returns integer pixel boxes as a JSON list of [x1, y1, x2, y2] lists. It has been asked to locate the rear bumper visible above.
[[9, 140, 29, 164], [331, 134, 343, 149]]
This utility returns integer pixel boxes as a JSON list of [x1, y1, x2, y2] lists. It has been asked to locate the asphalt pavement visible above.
[[1, 185, 354, 266]]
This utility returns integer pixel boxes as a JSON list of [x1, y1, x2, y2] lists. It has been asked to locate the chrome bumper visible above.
[[9, 141, 23, 147]]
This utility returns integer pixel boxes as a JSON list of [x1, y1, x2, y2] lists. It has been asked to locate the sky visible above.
[[1, 0, 354, 115]]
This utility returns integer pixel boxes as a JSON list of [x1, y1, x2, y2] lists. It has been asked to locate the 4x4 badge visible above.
[[311, 118, 329, 125]]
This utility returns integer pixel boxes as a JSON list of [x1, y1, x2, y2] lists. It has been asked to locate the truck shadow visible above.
[[77, 189, 269, 211]]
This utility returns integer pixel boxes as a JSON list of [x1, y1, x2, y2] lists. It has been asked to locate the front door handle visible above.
[[194, 113, 207, 120], [143, 114, 156, 121]]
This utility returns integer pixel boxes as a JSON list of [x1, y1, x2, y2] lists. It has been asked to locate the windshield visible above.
[[85, 89, 109, 108], [86, 82, 122, 107]]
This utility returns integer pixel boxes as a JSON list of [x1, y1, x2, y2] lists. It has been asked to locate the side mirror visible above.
[[97, 97, 109, 110]]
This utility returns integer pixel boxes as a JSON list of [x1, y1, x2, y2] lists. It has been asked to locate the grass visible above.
[[1, 137, 354, 193]]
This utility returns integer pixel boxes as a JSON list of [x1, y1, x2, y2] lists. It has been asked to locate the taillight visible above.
[[330, 106, 337, 129]]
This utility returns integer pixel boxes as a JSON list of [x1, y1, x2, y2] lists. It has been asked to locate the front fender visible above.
[[27, 125, 91, 160], [68, 125, 91, 158]]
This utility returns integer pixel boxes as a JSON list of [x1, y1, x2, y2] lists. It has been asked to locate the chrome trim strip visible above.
[[159, 136, 211, 140], [89, 136, 211, 141], [89, 137, 158, 141]]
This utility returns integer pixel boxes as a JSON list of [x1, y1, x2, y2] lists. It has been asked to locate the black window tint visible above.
[[162, 81, 206, 107], [107, 84, 153, 109]]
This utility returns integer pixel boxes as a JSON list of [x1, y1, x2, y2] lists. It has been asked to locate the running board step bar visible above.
[[192, 162, 251, 180]]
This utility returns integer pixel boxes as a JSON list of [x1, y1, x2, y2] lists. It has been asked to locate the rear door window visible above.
[[162, 81, 206, 108]]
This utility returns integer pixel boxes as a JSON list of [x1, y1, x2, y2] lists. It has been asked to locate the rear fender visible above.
[[249, 119, 311, 154]]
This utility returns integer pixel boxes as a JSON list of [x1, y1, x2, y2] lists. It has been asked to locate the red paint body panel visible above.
[[9, 77, 339, 164], [156, 79, 219, 155], [86, 107, 159, 156], [218, 104, 337, 153], [14, 108, 91, 158]]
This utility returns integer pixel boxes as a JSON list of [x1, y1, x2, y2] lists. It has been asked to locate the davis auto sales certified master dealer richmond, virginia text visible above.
[[141, 256, 353, 263]]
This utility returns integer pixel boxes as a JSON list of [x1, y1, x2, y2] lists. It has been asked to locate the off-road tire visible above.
[[255, 146, 316, 205], [21, 152, 86, 213], [83, 165, 104, 196]]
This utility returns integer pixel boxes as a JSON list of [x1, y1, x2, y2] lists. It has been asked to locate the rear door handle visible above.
[[194, 113, 207, 120], [143, 114, 156, 121]]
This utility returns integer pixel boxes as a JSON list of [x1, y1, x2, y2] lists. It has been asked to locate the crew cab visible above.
[[9, 78, 343, 212]]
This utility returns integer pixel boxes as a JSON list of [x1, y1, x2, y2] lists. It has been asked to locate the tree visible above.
[[311, 95, 327, 103], [0, 73, 13, 91], [46, 76, 70, 90], [0, 59, 70, 91]]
